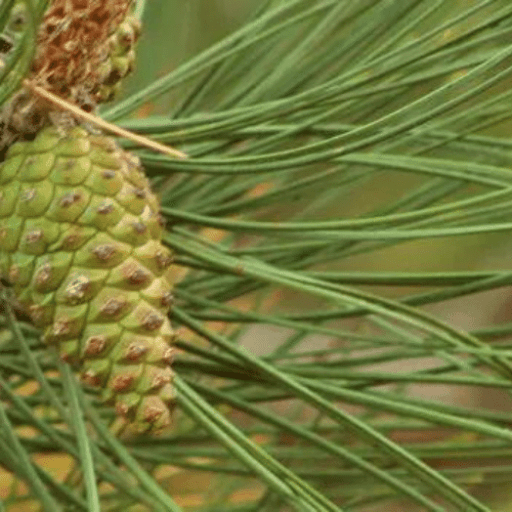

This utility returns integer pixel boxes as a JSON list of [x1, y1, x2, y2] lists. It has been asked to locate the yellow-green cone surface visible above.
[[0, 126, 176, 433]]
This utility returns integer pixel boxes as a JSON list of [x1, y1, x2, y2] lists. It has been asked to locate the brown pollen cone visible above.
[[0, 0, 134, 148], [32, 0, 132, 98]]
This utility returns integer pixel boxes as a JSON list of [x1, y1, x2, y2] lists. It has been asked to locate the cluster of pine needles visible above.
[[3, 0, 512, 511]]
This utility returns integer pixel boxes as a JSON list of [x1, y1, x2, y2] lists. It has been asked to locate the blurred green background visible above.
[[125, 0, 260, 112]]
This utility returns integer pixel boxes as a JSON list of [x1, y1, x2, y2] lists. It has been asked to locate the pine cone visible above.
[[0, 126, 176, 433]]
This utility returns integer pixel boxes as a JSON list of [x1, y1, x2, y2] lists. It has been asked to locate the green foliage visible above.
[[3, 0, 512, 510]]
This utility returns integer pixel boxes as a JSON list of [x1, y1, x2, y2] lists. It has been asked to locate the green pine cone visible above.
[[0, 126, 176, 433]]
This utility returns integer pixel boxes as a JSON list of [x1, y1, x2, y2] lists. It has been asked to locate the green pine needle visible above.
[[4, 0, 512, 510]]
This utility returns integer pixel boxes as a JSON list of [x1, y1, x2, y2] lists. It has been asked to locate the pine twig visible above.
[[23, 79, 188, 160]]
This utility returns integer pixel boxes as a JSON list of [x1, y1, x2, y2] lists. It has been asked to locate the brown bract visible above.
[[32, 0, 131, 100], [0, 0, 134, 149]]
